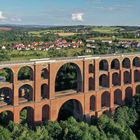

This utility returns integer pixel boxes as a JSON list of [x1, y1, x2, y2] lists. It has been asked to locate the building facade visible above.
[[0, 53, 140, 124]]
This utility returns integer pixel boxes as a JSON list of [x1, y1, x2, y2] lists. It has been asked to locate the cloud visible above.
[[72, 13, 84, 21], [0, 11, 6, 20], [10, 17, 22, 22]]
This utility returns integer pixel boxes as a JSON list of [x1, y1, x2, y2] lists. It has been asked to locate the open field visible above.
[[92, 27, 123, 33]]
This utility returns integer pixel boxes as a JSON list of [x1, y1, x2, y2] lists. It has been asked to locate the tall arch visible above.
[[89, 64, 94, 73], [20, 106, 34, 124], [0, 68, 13, 83], [89, 77, 95, 91], [90, 95, 96, 111], [136, 85, 140, 94], [58, 99, 83, 121], [42, 105, 50, 122], [125, 87, 133, 104], [0, 111, 13, 125], [101, 91, 110, 108], [99, 60, 108, 71], [19, 84, 33, 103], [122, 58, 131, 69], [41, 68, 49, 79], [41, 84, 49, 99], [111, 59, 120, 70], [133, 57, 140, 67], [18, 66, 33, 81], [55, 63, 82, 93], [112, 72, 120, 86], [0, 87, 13, 106], [134, 70, 140, 82], [124, 71, 131, 84], [99, 74, 109, 88], [114, 89, 122, 105]]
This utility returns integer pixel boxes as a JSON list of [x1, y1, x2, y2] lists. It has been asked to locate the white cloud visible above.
[[72, 13, 84, 21], [0, 11, 6, 20], [10, 17, 22, 22]]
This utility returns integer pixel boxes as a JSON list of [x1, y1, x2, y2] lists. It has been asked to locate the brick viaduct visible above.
[[0, 53, 140, 124]]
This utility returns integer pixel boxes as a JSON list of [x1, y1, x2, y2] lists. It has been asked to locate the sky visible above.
[[0, 0, 140, 26]]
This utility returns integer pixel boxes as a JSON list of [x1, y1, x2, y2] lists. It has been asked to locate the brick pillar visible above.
[[34, 64, 42, 102], [34, 103, 42, 124], [13, 108, 20, 124], [131, 69, 134, 84], [13, 67, 19, 106], [50, 99, 58, 121], [109, 72, 112, 88], [83, 59, 89, 93], [120, 70, 124, 86], [94, 60, 99, 91], [49, 64, 55, 98], [110, 89, 114, 108]]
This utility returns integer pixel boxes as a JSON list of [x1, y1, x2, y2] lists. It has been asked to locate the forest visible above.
[[0, 94, 140, 140]]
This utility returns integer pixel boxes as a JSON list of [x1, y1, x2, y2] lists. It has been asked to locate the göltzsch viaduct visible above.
[[0, 53, 140, 124]]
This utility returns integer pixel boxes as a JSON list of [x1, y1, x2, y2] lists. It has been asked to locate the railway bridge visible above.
[[0, 53, 140, 124]]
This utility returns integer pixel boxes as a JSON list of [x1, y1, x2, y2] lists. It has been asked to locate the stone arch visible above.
[[124, 71, 131, 84], [18, 66, 33, 81], [112, 72, 120, 86], [41, 84, 49, 99], [58, 99, 83, 121], [122, 58, 131, 69], [55, 62, 82, 93], [42, 104, 50, 122], [0, 87, 13, 106], [99, 74, 109, 88], [125, 87, 133, 104], [99, 59, 108, 71], [90, 95, 96, 111], [134, 70, 140, 82], [0, 110, 14, 125], [111, 59, 120, 70], [114, 89, 122, 105], [89, 64, 94, 73], [101, 91, 110, 108], [89, 77, 95, 91], [133, 57, 140, 67], [20, 106, 34, 124], [0, 67, 13, 83], [41, 68, 49, 79], [19, 84, 33, 103], [136, 85, 140, 94]]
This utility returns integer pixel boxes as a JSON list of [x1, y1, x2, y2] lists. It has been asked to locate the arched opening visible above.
[[136, 85, 140, 94], [125, 87, 133, 104], [0, 111, 13, 126], [114, 89, 122, 105], [19, 85, 33, 103], [99, 74, 109, 88], [41, 68, 49, 79], [112, 72, 120, 86], [58, 99, 83, 121], [124, 71, 131, 84], [101, 91, 110, 108], [99, 60, 108, 71], [0, 68, 13, 83], [42, 105, 50, 122], [55, 63, 82, 93], [90, 96, 96, 111], [89, 64, 94, 73], [20, 106, 34, 124], [0, 87, 13, 107], [133, 57, 140, 67], [89, 77, 95, 91], [122, 58, 131, 69], [134, 70, 140, 82], [111, 59, 120, 70], [18, 66, 33, 81], [41, 84, 49, 99]]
